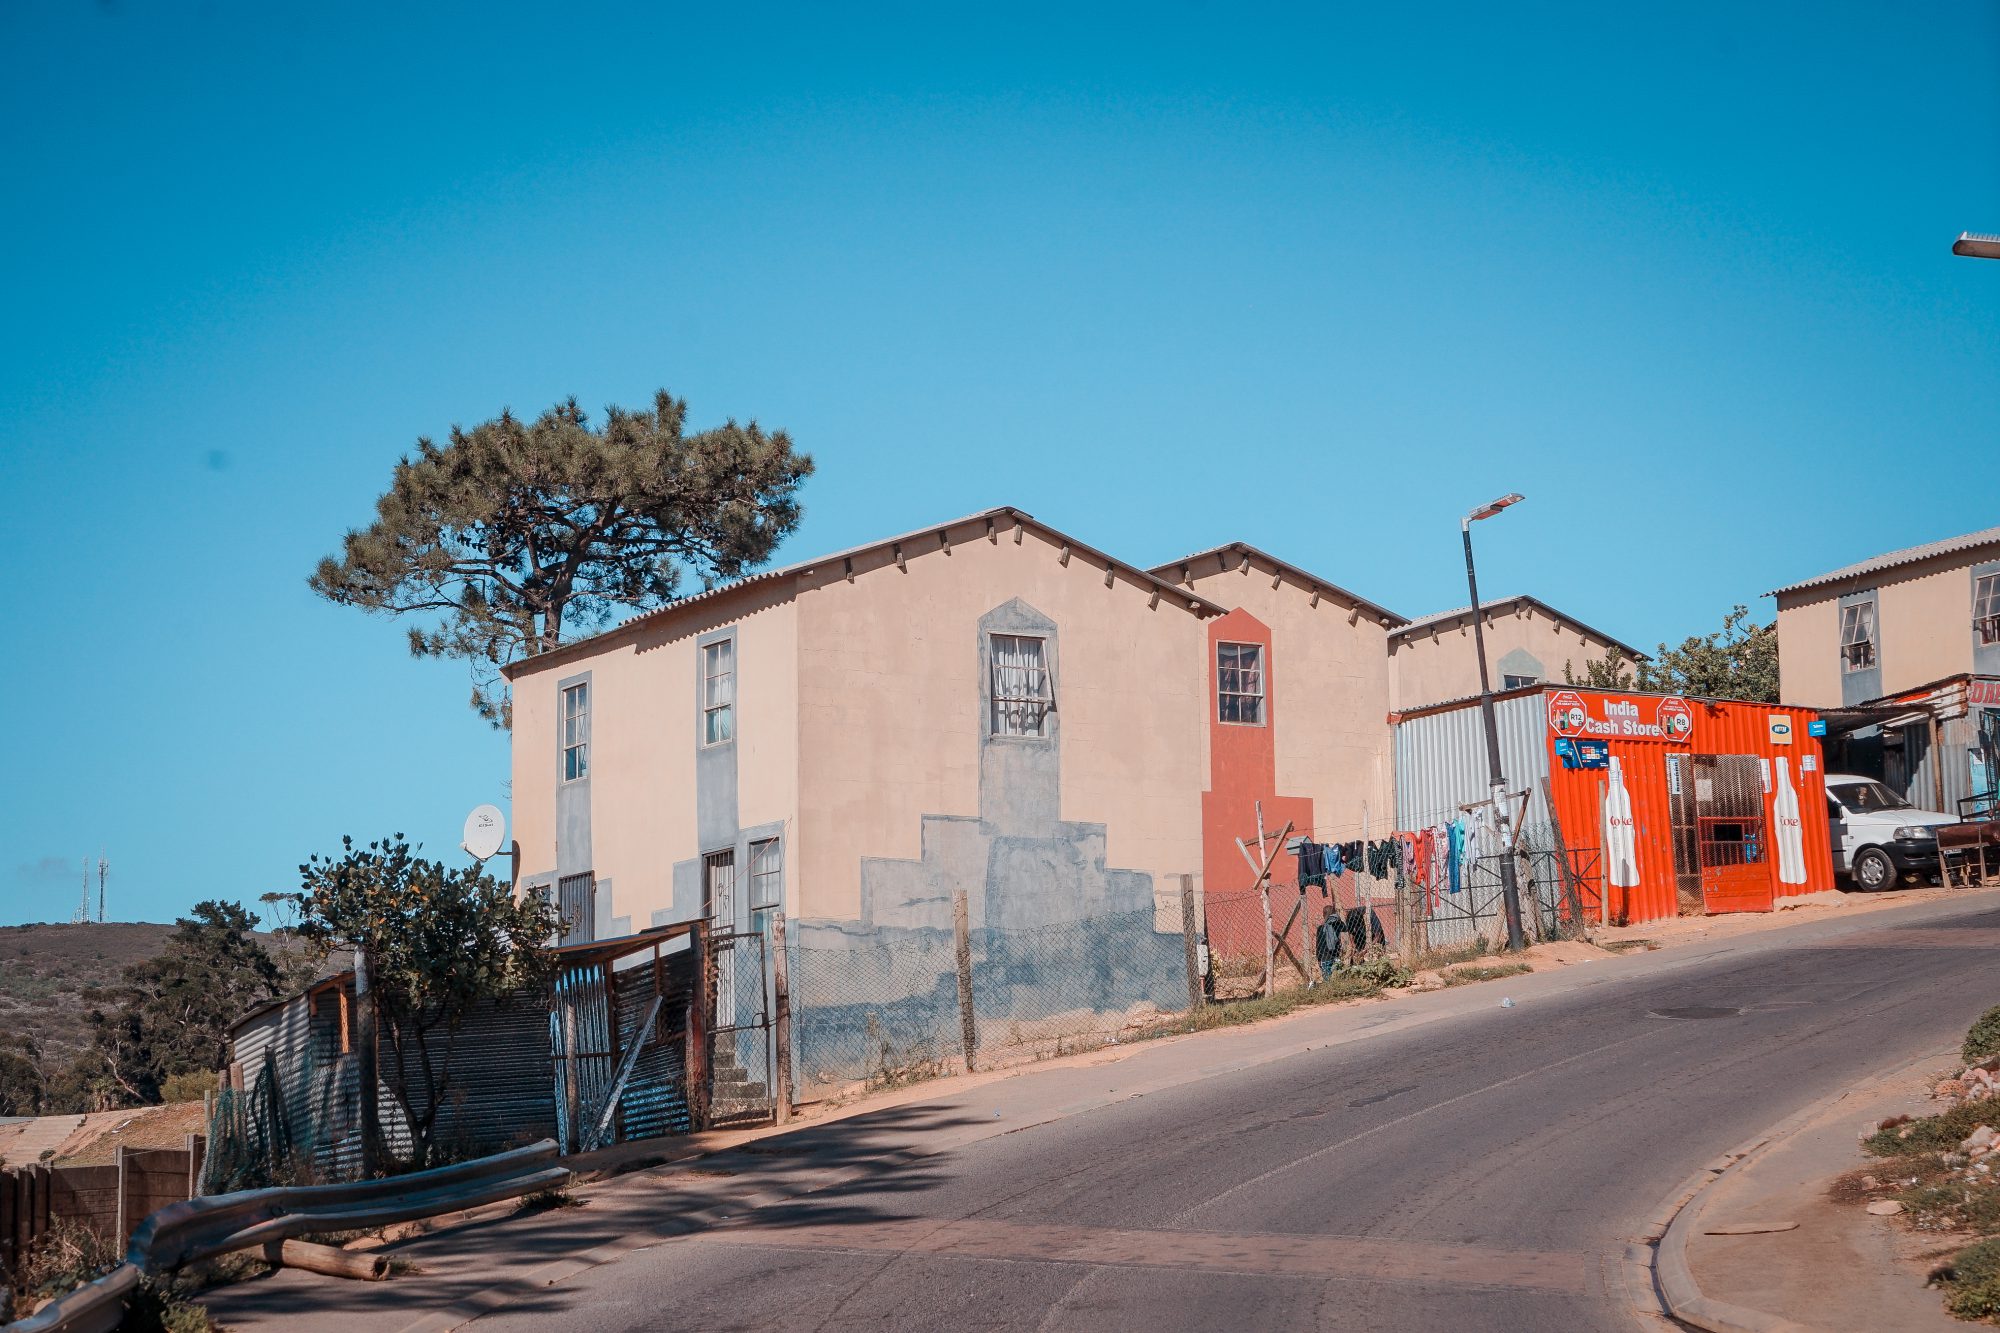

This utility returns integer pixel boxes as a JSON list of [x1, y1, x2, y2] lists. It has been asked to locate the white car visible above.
[[1825, 773, 1953, 890]]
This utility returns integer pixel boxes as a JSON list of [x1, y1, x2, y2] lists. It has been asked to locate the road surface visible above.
[[212, 891, 2000, 1332]]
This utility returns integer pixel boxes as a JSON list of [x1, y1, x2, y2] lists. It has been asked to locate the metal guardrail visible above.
[[6, 1140, 564, 1333]]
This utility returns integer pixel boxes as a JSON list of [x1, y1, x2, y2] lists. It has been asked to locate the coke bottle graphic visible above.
[[1604, 756, 1640, 888], [1773, 755, 1808, 885]]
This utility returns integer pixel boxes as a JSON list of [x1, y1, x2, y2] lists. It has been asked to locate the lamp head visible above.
[[1954, 232, 2000, 259], [1465, 492, 1526, 525]]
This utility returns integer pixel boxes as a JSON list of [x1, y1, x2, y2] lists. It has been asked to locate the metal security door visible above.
[[705, 928, 773, 1124], [1694, 755, 1775, 915]]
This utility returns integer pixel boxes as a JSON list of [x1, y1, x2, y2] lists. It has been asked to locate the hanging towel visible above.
[[1448, 818, 1468, 895]]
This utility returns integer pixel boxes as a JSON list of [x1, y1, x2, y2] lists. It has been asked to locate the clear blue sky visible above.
[[3, 1, 1997, 927]]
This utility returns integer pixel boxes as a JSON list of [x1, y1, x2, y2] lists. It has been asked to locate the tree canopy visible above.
[[287, 835, 562, 1169], [1566, 604, 1780, 703], [310, 391, 813, 724], [82, 901, 291, 1107]]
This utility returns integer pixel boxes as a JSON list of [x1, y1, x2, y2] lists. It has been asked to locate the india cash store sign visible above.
[[1548, 690, 1695, 743]]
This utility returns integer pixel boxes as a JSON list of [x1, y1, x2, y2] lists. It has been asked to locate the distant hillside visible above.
[[0, 922, 181, 1067]]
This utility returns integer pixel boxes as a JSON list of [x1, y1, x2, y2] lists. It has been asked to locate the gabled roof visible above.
[[1768, 526, 2000, 597], [1148, 542, 1408, 626], [1389, 594, 1648, 662], [504, 506, 1228, 679]]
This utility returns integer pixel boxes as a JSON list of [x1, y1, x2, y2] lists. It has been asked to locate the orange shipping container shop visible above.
[[1393, 686, 1837, 925]]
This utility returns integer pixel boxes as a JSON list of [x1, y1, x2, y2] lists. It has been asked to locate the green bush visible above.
[[1966, 1006, 2000, 1065], [1865, 1100, 1998, 1158], [159, 1069, 218, 1104], [1941, 1238, 2000, 1320]]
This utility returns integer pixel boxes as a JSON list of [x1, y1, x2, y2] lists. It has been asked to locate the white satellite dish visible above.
[[462, 804, 506, 861]]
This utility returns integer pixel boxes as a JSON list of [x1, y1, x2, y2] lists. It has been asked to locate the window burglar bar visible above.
[[990, 634, 1052, 737], [557, 872, 595, 945], [1217, 642, 1265, 725], [1839, 602, 1877, 672]]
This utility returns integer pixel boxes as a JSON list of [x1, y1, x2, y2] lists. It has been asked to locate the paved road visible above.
[[208, 892, 2000, 1333]]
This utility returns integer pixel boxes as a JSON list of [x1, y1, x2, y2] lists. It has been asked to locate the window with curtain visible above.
[[990, 634, 1052, 737], [703, 639, 735, 745], [560, 682, 589, 781], [1976, 574, 2000, 647], [1216, 641, 1265, 725], [1839, 601, 1877, 672]]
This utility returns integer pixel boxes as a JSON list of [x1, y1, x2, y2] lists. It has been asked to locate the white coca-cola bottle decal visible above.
[[1773, 755, 1808, 885], [1604, 755, 1641, 888]]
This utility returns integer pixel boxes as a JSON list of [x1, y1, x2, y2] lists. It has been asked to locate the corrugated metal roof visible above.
[[1769, 526, 2000, 596], [506, 506, 1228, 679], [1389, 595, 1648, 662], [1147, 542, 1408, 626]]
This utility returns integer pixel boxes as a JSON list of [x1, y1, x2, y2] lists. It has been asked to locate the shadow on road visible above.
[[198, 1101, 984, 1328]]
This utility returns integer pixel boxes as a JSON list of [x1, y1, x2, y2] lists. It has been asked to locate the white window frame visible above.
[[989, 633, 1053, 738], [748, 838, 782, 933], [560, 682, 589, 782], [1502, 673, 1539, 690], [1216, 641, 1266, 726], [1839, 601, 1877, 673], [1976, 573, 2000, 647], [702, 640, 735, 746]]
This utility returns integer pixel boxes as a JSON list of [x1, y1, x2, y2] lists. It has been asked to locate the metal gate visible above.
[[1692, 755, 1775, 915], [707, 928, 774, 1124]]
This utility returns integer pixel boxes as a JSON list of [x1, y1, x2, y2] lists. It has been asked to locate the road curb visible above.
[[1643, 1047, 1954, 1333]]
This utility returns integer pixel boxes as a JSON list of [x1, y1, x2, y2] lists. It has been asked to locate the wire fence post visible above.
[[770, 910, 795, 1124], [953, 889, 978, 1073], [1178, 874, 1203, 1010]]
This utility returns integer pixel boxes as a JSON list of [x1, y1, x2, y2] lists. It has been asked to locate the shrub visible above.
[[9, 1220, 118, 1312], [1965, 1006, 2000, 1065], [1940, 1238, 2000, 1320], [159, 1069, 219, 1104], [1865, 1100, 1999, 1158]]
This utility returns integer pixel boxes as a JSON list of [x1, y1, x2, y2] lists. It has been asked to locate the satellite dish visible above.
[[462, 804, 506, 861]]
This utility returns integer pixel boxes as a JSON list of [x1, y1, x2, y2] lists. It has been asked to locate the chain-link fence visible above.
[[786, 907, 1189, 1097]]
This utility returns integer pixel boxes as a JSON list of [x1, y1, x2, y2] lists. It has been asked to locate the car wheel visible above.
[[1853, 847, 1894, 892]]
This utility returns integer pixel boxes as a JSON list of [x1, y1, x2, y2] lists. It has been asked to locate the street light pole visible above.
[[1462, 493, 1528, 953]]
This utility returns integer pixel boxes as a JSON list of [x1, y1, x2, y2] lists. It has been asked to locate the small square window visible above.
[[1503, 673, 1539, 690], [703, 640, 735, 745], [1976, 574, 2000, 647], [1839, 602, 1877, 673], [990, 634, 1052, 737], [560, 682, 589, 781], [1217, 642, 1265, 725]]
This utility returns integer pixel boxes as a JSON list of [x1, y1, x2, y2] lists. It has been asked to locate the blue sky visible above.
[[3, 1, 1996, 926]]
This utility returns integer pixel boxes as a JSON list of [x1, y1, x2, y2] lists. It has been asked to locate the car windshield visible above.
[[1831, 780, 1912, 813]]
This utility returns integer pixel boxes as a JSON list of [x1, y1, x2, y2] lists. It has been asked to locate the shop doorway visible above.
[[1692, 755, 1775, 914]]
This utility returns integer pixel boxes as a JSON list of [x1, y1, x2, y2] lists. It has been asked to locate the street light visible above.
[[1953, 232, 2000, 259], [1462, 492, 1528, 953]]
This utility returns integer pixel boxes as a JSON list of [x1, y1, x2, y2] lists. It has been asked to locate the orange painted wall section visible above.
[[1200, 609, 1313, 954], [1538, 690, 1836, 924]]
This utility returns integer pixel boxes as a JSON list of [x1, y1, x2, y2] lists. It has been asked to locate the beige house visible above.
[[1388, 596, 1645, 711], [1771, 526, 2000, 709], [1770, 526, 2000, 817], [1148, 543, 1405, 868], [506, 507, 1221, 1093]]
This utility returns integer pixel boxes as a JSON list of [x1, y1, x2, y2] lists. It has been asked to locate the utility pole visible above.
[[1463, 493, 1529, 953]]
